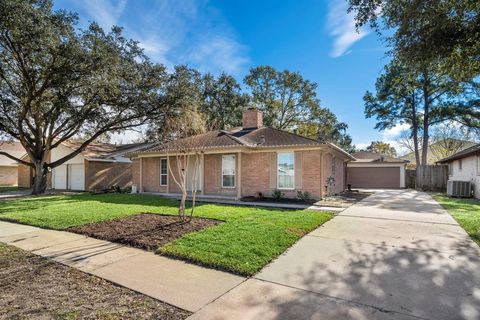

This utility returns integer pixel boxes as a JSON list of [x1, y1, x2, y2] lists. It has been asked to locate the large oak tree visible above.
[[364, 59, 479, 165], [0, 0, 167, 194], [348, 0, 480, 81]]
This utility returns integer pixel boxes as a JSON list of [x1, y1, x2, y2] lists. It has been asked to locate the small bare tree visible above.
[[164, 136, 203, 221]]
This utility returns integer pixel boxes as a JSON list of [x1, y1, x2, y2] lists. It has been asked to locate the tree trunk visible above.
[[421, 84, 430, 166], [411, 93, 421, 166], [31, 160, 48, 195], [179, 191, 187, 220]]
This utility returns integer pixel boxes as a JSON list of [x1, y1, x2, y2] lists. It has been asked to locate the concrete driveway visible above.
[[190, 189, 480, 320]]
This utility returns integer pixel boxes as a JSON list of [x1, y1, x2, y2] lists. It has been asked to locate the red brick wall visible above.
[[299, 150, 322, 199], [242, 109, 263, 128], [203, 154, 237, 196], [322, 153, 345, 195], [139, 157, 168, 193], [241, 150, 323, 200], [133, 149, 344, 200], [241, 152, 272, 198], [0, 166, 18, 186], [85, 161, 132, 191]]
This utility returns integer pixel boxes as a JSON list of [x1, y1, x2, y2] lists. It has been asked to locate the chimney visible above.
[[242, 108, 263, 129]]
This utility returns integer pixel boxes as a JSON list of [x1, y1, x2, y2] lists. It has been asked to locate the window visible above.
[[222, 155, 235, 188], [459, 159, 463, 171], [331, 157, 336, 174], [448, 163, 453, 176], [160, 158, 167, 186], [477, 156, 480, 175], [277, 152, 295, 189]]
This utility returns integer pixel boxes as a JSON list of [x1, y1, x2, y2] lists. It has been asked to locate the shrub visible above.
[[297, 191, 312, 202], [272, 189, 284, 200]]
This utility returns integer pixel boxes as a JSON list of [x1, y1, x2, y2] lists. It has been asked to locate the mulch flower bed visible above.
[[0, 244, 190, 320], [67, 213, 222, 251]]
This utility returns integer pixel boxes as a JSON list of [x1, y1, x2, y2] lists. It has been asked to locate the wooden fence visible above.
[[414, 165, 448, 191], [406, 169, 416, 189]]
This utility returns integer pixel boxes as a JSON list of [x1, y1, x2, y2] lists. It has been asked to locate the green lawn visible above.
[[0, 193, 332, 275], [433, 193, 480, 245]]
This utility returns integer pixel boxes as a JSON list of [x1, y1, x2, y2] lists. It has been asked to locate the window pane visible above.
[[161, 174, 167, 185], [160, 158, 168, 186], [222, 155, 235, 187], [161, 159, 167, 174], [278, 152, 294, 189], [223, 175, 235, 187]]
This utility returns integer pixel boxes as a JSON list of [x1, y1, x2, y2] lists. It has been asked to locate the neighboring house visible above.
[[18, 141, 151, 191], [0, 142, 26, 186], [401, 139, 477, 168], [437, 143, 480, 199], [347, 151, 409, 189], [128, 109, 355, 200]]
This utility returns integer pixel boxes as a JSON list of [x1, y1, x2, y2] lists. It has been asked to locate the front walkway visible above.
[[190, 189, 480, 320], [0, 221, 245, 312], [144, 192, 345, 212]]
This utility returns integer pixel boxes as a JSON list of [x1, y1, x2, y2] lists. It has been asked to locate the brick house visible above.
[[17, 141, 152, 191], [0, 141, 26, 186], [129, 109, 354, 200]]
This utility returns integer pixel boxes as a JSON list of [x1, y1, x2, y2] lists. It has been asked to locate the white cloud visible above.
[[327, 0, 369, 57], [355, 142, 370, 150], [355, 123, 411, 154], [78, 0, 127, 30], [381, 123, 411, 139], [186, 36, 250, 75], [78, 0, 249, 76]]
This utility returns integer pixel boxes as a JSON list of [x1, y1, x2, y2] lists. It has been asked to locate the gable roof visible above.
[[0, 141, 26, 166], [437, 143, 480, 163], [352, 151, 409, 163], [62, 141, 155, 161], [135, 127, 355, 160]]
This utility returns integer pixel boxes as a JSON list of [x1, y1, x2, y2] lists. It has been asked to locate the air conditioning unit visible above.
[[447, 181, 472, 198]]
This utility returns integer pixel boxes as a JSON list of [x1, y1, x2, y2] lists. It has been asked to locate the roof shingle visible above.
[[352, 151, 409, 163]]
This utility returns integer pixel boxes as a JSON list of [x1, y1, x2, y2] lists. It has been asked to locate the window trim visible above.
[[477, 156, 480, 175], [277, 152, 295, 190], [160, 158, 168, 186], [221, 154, 236, 188]]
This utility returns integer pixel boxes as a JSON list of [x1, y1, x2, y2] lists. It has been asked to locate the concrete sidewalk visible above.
[[0, 221, 245, 312], [190, 189, 480, 320], [0, 189, 31, 199]]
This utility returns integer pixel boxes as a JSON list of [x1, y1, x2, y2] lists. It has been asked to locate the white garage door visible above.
[[68, 164, 85, 190], [53, 165, 67, 189], [52, 164, 85, 190]]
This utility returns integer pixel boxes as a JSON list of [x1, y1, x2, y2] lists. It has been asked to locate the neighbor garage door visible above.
[[52, 164, 85, 190], [347, 167, 400, 189]]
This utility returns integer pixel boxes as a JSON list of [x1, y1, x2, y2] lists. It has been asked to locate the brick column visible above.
[[237, 152, 242, 200]]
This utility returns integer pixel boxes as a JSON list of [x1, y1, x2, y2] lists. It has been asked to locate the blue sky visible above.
[[55, 0, 408, 150]]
